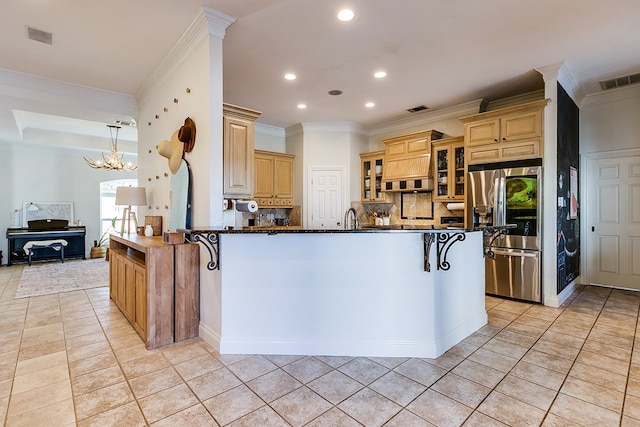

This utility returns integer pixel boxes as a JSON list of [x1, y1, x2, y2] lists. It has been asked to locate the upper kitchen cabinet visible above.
[[254, 150, 295, 207], [432, 136, 465, 201], [460, 99, 548, 165], [360, 150, 388, 202], [223, 103, 261, 198]]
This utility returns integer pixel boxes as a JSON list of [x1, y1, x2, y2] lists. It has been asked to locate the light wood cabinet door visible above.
[[223, 116, 254, 197], [360, 151, 387, 202], [274, 156, 293, 199], [123, 259, 136, 321], [253, 150, 294, 207], [223, 104, 261, 198], [500, 109, 542, 142], [254, 152, 274, 198], [133, 262, 146, 340], [433, 137, 465, 201], [465, 118, 500, 146]]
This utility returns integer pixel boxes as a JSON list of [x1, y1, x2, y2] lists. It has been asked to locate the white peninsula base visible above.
[[200, 229, 487, 359]]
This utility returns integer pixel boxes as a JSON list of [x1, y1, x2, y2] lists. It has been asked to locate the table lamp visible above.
[[10, 202, 39, 228], [115, 186, 147, 234]]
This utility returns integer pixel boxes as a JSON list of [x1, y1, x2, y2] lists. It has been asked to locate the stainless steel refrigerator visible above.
[[467, 159, 542, 303]]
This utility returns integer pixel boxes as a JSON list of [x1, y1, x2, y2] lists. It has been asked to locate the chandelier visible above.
[[83, 124, 137, 171]]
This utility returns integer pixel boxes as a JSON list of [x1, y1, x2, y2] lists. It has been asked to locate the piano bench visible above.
[[26, 243, 65, 266]]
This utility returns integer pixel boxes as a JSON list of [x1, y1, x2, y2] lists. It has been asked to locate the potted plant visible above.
[[90, 217, 116, 259]]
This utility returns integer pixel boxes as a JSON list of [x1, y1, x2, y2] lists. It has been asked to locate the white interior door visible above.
[[309, 167, 344, 229], [586, 154, 640, 289]]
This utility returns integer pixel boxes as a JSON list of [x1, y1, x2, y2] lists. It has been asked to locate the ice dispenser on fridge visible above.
[[473, 206, 494, 228]]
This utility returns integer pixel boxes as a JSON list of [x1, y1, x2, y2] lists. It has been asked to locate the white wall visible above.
[[137, 39, 212, 232], [255, 123, 286, 152], [135, 7, 233, 350], [0, 141, 136, 262], [581, 84, 640, 154]]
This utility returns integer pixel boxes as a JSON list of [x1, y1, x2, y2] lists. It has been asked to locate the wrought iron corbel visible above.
[[191, 231, 220, 270], [482, 227, 509, 258], [423, 232, 466, 271]]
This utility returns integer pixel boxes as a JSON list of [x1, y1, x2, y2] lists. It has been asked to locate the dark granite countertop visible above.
[[184, 225, 479, 234]]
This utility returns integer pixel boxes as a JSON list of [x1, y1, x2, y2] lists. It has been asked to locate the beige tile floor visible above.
[[1, 264, 640, 426]]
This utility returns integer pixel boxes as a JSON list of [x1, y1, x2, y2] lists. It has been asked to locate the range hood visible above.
[[381, 130, 443, 192]]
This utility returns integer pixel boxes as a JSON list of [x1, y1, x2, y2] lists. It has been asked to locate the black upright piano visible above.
[[6, 219, 86, 266]]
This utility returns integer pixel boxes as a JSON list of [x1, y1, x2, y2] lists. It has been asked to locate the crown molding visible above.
[[0, 67, 137, 117], [557, 64, 586, 106], [136, 7, 236, 105], [255, 122, 286, 138], [368, 100, 483, 137], [285, 123, 304, 137], [285, 121, 369, 137]]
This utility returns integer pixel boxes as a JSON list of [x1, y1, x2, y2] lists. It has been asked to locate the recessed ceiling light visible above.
[[297, 104, 307, 109], [284, 73, 296, 81], [365, 102, 375, 108], [374, 71, 387, 79], [337, 9, 355, 22]]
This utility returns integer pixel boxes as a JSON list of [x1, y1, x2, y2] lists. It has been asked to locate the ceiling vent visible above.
[[26, 26, 54, 45], [599, 72, 640, 91], [406, 105, 428, 113]]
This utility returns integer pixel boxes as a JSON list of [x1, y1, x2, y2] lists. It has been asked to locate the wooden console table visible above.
[[109, 233, 199, 349]]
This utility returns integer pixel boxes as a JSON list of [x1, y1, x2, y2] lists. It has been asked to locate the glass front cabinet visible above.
[[360, 150, 387, 202], [432, 136, 465, 201]]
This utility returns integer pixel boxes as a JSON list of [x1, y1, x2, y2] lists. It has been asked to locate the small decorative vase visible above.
[[144, 225, 154, 237]]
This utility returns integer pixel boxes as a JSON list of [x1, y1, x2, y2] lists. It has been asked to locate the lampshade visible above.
[[115, 187, 147, 206]]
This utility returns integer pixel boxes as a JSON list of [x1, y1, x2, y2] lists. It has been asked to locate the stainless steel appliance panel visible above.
[[499, 166, 541, 251], [485, 248, 541, 303], [468, 169, 502, 227]]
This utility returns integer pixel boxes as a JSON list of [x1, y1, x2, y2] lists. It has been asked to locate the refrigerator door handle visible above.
[[493, 174, 501, 226], [491, 248, 538, 258], [497, 172, 505, 226]]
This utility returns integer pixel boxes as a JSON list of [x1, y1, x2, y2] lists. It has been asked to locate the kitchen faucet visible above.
[[344, 207, 359, 230]]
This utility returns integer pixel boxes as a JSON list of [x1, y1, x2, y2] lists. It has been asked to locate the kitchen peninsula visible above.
[[191, 227, 487, 358]]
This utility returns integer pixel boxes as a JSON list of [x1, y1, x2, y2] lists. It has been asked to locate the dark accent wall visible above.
[[557, 83, 580, 293]]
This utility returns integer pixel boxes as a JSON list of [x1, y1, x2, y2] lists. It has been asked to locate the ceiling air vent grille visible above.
[[26, 26, 54, 45], [407, 105, 428, 113], [600, 72, 640, 90]]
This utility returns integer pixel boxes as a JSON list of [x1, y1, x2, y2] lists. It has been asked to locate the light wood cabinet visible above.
[[381, 130, 443, 182], [254, 150, 294, 207], [223, 103, 261, 198], [360, 151, 388, 202], [432, 137, 465, 201], [109, 234, 199, 349], [460, 99, 548, 165]]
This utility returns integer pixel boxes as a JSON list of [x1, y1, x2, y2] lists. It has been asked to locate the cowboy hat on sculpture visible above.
[[178, 117, 196, 153], [157, 130, 183, 174]]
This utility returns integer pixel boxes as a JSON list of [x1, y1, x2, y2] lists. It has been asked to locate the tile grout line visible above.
[[537, 286, 612, 426], [619, 292, 640, 427]]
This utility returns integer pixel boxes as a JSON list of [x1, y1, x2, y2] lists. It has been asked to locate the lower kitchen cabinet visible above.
[[109, 233, 199, 349]]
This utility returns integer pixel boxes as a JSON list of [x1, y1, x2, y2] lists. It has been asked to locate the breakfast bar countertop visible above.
[[186, 224, 474, 234]]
